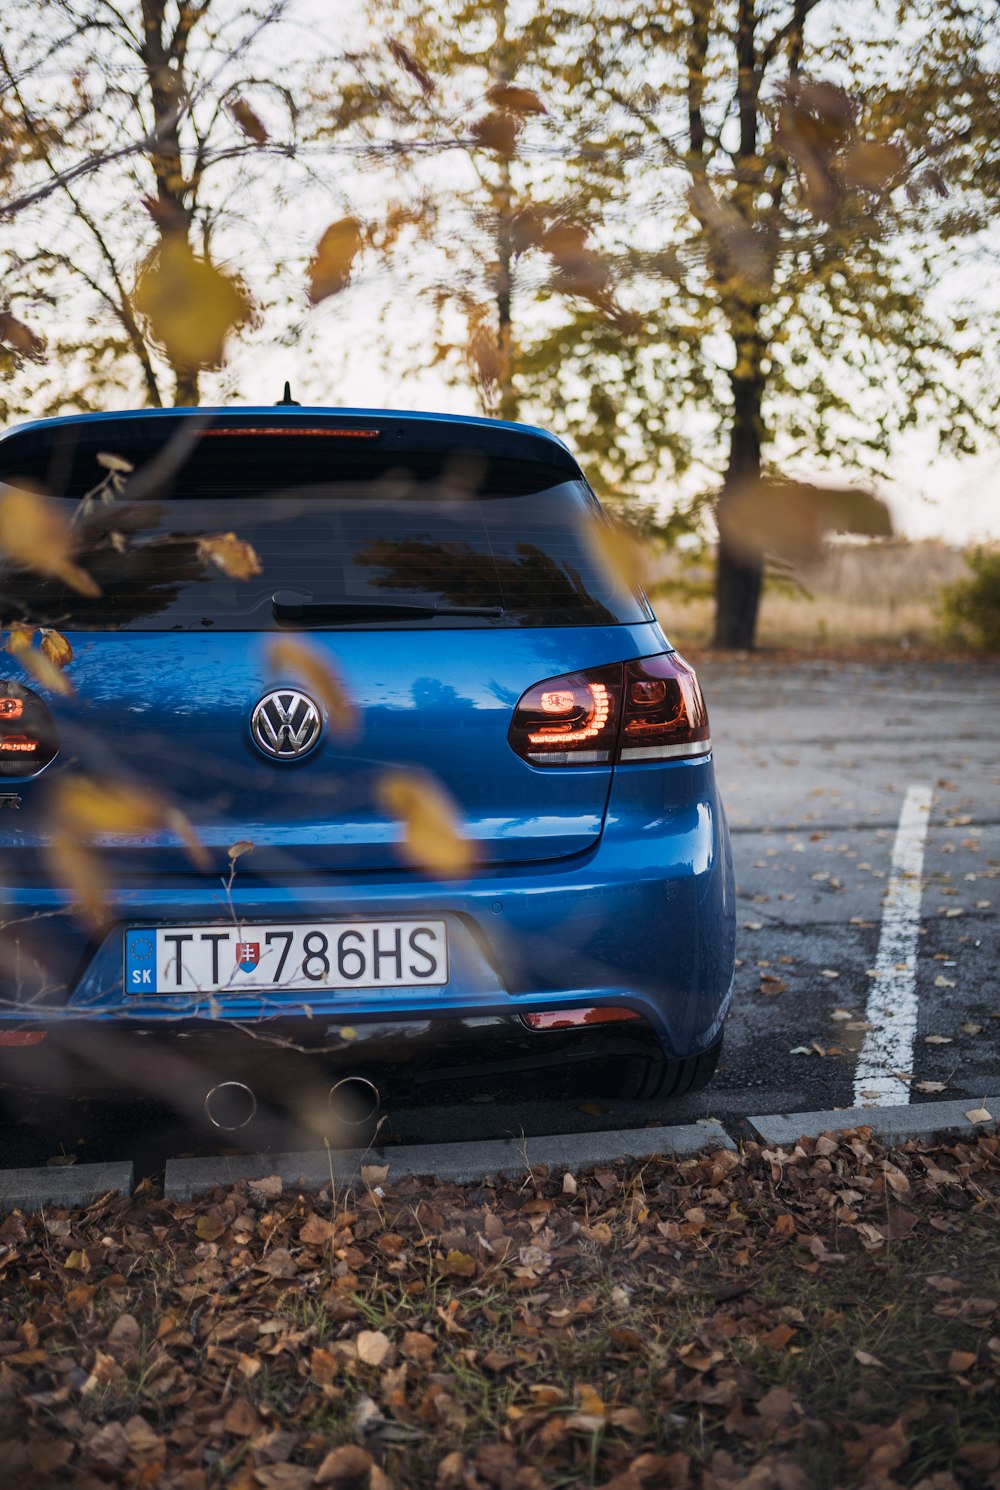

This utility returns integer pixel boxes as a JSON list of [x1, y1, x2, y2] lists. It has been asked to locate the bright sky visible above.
[[11, 0, 999, 546]]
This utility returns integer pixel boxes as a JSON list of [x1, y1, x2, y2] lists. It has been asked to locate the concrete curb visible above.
[[0, 1161, 134, 1214], [3, 1098, 998, 1211], [162, 1119, 734, 1202], [748, 1096, 1000, 1147]]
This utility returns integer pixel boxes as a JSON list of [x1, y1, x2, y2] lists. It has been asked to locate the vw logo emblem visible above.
[[251, 689, 323, 760]]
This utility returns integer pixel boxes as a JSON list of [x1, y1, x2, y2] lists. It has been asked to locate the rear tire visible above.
[[597, 1034, 723, 1102]]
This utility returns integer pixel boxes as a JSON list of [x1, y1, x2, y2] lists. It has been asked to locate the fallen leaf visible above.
[[314, 1444, 374, 1487], [924, 1034, 953, 1045], [965, 1108, 993, 1124], [356, 1330, 391, 1366], [854, 1349, 884, 1368], [300, 1213, 336, 1246], [441, 1249, 476, 1278], [223, 1396, 260, 1436]]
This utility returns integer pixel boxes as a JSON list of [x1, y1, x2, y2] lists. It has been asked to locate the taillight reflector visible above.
[[508, 652, 711, 767], [522, 1007, 641, 1030], [0, 1029, 47, 1047]]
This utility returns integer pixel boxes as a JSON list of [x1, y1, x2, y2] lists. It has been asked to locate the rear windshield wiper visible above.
[[272, 590, 504, 621]]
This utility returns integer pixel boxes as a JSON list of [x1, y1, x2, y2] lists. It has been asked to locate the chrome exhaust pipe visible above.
[[204, 1080, 258, 1131], [328, 1074, 381, 1126]]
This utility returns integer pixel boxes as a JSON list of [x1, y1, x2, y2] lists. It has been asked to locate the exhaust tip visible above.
[[204, 1080, 258, 1131], [328, 1075, 381, 1126]]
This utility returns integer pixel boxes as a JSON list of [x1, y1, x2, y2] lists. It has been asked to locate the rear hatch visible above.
[[0, 409, 653, 876]]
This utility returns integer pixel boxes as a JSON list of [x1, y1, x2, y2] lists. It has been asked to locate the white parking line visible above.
[[853, 784, 934, 1107]]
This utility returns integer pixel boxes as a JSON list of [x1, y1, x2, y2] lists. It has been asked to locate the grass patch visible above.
[[0, 1130, 998, 1488]]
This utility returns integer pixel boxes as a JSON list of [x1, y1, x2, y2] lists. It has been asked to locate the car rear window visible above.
[[0, 434, 648, 631]]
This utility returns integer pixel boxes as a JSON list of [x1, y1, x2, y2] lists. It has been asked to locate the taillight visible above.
[[508, 653, 711, 767], [507, 663, 622, 765], [620, 653, 711, 761], [0, 683, 58, 777]]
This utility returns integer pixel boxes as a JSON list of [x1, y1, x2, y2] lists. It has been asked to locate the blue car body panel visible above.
[[0, 406, 736, 1092]]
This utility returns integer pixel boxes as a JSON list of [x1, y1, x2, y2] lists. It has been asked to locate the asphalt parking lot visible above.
[[1, 657, 997, 1173]]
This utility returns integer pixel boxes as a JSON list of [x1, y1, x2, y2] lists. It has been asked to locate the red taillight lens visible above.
[[508, 653, 711, 767], [620, 653, 711, 762], [0, 683, 58, 778], [507, 663, 622, 765]]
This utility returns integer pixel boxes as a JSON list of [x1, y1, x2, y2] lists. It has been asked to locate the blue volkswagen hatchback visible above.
[[0, 406, 734, 1133]]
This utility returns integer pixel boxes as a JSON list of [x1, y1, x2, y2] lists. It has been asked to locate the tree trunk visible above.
[[173, 367, 200, 406], [712, 0, 766, 650], [713, 338, 766, 649]]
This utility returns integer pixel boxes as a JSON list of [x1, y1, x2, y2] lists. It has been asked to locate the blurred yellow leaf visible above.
[[165, 807, 212, 872], [5, 624, 75, 696], [0, 310, 46, 361], [721, 479, 892, 564], [841, 141, 906, 190], [0, 484, 101, 596], [266, 638, 355, 735], [197, 532, 262, 580], [486, 83, 547, 116], [133, 237, 251, 371], [47, 833, 108, 928], [48, 778, 211, 888], [227, 839, 255, 860], [307, 218, 363, 305], [386, 37, 435, 96], [54, 778, 171, 835], [228, 97, 268, 144], [584, 516, 649, 594], [466, 311, 508, 404], [39, 629, 73, 669], [470, 112, 519, 156], [377, 769, 471, 877]]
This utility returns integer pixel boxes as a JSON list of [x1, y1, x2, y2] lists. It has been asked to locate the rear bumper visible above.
[[0, 757, 735, 1076], [0, 1010, 670, 1105]]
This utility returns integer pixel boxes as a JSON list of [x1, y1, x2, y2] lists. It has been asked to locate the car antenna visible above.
[[275, 380, 300, 406]]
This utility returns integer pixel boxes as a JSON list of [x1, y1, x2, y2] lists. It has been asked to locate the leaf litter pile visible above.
[[2, 1129, 1000, 1490]]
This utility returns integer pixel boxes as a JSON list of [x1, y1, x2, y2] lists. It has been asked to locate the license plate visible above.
[[124, 921, 448, 996]]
